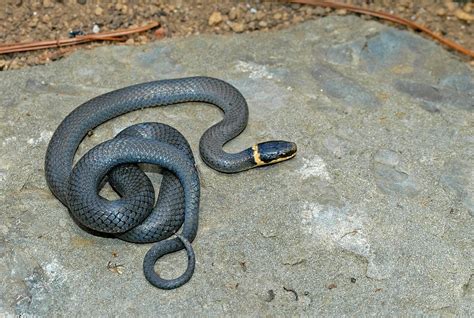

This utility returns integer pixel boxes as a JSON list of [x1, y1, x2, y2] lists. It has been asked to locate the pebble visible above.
[[336, 9, 348, 16], [43, 0, 53, 8], [208, 11, 223, 26], [92, 24, 100, 33], [94, 6, 103, 16], [230, 22, 245, 33], [436, 8, 446, 16], [444, 1, 457, 12], [464, 4, 472, 13], [28, 17, 39, 28], [137, 35, 148, 44], [454, 9, 474, 22], [154, 27, 167, 39], [1, 0, 472, 72], [229, 7, 240, 20], [42, 14, 51, 23]]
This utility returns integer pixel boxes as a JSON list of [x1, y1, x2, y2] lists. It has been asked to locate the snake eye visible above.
[[253, 140, 297, 166]]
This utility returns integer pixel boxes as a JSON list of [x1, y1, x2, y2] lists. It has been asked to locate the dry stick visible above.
[[289, 0, 474, 58], [0, 22, 160, 55]]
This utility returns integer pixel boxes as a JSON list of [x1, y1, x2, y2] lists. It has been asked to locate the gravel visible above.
[[0, 0, 472, 70]]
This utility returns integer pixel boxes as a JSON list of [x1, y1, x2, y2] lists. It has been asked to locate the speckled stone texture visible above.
[[0, 16, 473, 316]]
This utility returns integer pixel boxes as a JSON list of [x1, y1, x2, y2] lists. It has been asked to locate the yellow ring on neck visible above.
[[252, 144, 265, 166]]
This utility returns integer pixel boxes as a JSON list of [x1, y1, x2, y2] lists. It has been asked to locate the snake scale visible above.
[[45, 76, 297, 289]]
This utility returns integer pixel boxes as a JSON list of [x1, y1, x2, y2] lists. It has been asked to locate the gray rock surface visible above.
[[0, 16, 473, 316]]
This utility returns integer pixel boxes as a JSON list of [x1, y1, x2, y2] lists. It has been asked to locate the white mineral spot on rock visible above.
[[297, 156, 331, 180], [2, 136, 17, 147], [27, 131, 53, 146], [43, 259, 67, 285], [301, 202, 371, 258], [235, 61, 274, 80]]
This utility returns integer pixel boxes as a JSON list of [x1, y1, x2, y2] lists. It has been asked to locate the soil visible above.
[[0, 0, 473, 71]]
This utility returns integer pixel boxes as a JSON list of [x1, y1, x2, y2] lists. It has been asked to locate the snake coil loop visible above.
[[66, 122, 200, 289]]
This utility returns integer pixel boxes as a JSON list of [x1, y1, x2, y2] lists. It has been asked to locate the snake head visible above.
[[252, 141, 297, 167]]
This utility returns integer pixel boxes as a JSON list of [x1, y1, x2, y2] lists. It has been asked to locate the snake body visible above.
[[45, 76, 296, 289]]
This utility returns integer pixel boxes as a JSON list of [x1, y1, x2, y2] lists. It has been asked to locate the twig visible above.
[[0, 22, 160, 55], [289, 0, 474, 58]]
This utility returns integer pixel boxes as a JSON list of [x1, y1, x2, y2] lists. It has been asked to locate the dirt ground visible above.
[[0, 0, 473, 70]]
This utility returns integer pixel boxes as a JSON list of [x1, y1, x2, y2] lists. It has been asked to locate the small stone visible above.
[[291, 15, 304, 24], [41, 14, 51, 23], [0, 59, 7, 71], [256, 11, 265, 20], [154, 27, 167, 39], [444, 1, 457, 12], [336, 9, 348, 15], [230, 22, 245, 33], [208, 11, 223, 26], [454, 9, 474, 21], [120, 4, 128, 13], [92, 24, 100, 33], [436, 8, 446, 16], [229, 7, 239, 20], [76, 0, 86, 4], [273, 12, 282, 20], [42, 0, 53, 8], [464, 3, 472, 13], [94, 6, 103, 16], [125, 38, 134, 45], [8, 59, 20, 70], [137, 35, 148, 43], [258, 21, 267, 28], [28, 17, 39, 28]]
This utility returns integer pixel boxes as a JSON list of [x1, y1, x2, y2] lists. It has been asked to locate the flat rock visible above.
[[0, 16, 473, 316]]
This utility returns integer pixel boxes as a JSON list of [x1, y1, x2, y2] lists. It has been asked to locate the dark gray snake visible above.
[[45, 76, 296, 289]]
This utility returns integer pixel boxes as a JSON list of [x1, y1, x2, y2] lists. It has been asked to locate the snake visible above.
[[44, 76, 297, 290]]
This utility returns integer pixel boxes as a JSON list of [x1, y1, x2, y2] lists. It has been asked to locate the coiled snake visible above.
[[45, 76, 297, 289]]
